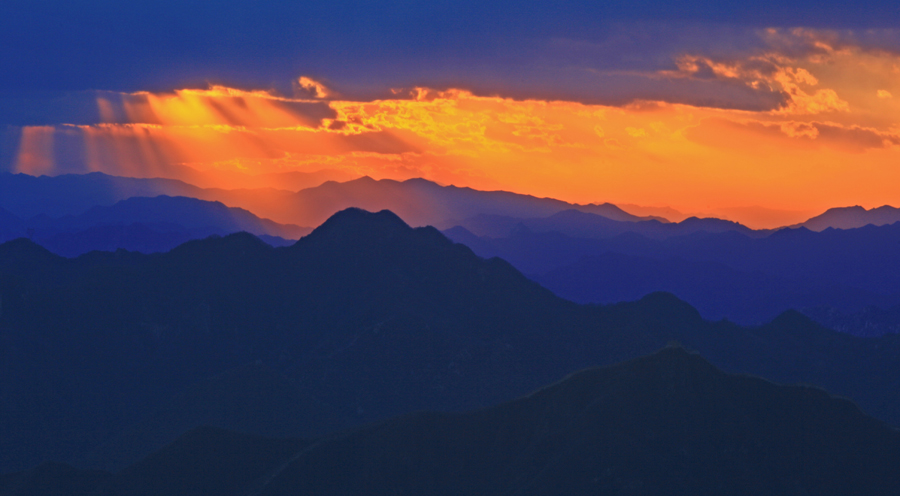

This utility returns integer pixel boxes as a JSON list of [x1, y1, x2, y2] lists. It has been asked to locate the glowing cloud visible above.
[[12, 29, 900, 228]]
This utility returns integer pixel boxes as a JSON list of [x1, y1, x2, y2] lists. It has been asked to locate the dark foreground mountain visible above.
[[259, 347, 900, 496], [2, 209, 900, 473], [6, 347, 900, 496]]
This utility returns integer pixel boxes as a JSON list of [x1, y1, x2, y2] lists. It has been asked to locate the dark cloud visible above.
[[689, 118, 900, 153], [2, 1, 900, 96]]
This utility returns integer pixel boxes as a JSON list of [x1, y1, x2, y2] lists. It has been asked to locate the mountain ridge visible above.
[[3, 208, 900, 474]]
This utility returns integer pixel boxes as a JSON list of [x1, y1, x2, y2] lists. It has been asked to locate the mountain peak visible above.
[[310, 208, 410, 235]]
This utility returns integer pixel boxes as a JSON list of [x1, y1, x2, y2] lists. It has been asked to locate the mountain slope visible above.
[[454, 209, 760, 240], [31, 196, 309, 239], [0, 195, 309, 256], [16, 347, 900, 495], [797, 205, 900, 231], [284, 176, 655, 228], [260, 346, 900, 495], [79, 362, 351, 471], [2, 208, 900, 473], [445, 222, 900, 324], [0, 172, 657, 231]]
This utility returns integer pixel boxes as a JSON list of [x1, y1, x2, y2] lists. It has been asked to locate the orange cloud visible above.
[[13, 30, 900, 228]]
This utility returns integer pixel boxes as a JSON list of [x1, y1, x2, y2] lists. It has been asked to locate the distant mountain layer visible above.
[[797, 205, 900, 231], [0, 195, 308, 256], [5, 347, 900, 495], [2, 208, 900, 474], [445, 222, 900, 328], [279, 176, 658, 228], [454, 209, 762, 240], [803, 304, 900, 338], [0, 172, 657, 230]]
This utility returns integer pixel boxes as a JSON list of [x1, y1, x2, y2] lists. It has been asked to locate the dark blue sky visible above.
[[2, 0, 898, 97]]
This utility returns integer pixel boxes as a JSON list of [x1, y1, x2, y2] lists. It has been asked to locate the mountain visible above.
[[280, 176, 657, 229], [454, 209, 762, 240], [0, 196, 309, 257], [259, 346, 900, 496], [0, 207, 24, 241], [95, 427, 306, 496], [617, 204, 817, 229], [803, 304, 900, 337], [0, 172, 658, 231], [150, 164, 358, 191], [797, 205, 900, 231], [0, 172, 209, 219], [27, 196, 308, 240], [445, 222, 900, 324], [13, 347, 900, 495], [79, 361, 351, 471], [0, 462, 111, 496], [3, 208, 900, 473]]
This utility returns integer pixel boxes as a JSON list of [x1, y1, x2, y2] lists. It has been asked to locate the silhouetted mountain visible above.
[[455, 209, 762, 240], [80, 361, 351, 471], [0, 462, 110, 496], [29, 347, 900, 495], [257, 346, 900, 496], [797, 205, 900, 231], [0, 196, 308, 257], [3, 209, 900, 474], [445, 222, 900, 324], [0, 207, 24, 240], [96, 427, 307, 496], [0, 172, 657, 232], [26, 196, 308, 239], [0, 171, 311, 232], [0, 172, 209, 219], [803, 304, 900, 337], [154, 164, 357, 191], [283, 176, 656, 228]]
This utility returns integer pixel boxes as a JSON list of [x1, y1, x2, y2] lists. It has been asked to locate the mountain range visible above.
[[3, 208, 900, 475], [0, 195, 309, 256], [4, 346, 899, 495], [795, 205, 900, 231], [444, 222, 900, 328], [0, 172, 655, 229], [452, 209, 765, 240]]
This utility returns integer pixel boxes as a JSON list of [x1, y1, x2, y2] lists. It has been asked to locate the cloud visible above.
[[5, 29, 900, 224], [295, 77, 335, 99]]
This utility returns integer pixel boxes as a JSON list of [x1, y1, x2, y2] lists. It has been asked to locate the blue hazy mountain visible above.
[[455, 209, 764, 240], [8, 347, 900, 495], [0, 172, 658, 231], [796, 205, 900, 231], [2, 209, 900, 474], [0, 172, 210, 219], [280, 176, 657, 229], [802, 303, 900, 337], [0, 195, 309, 256], [445, 222, 900, 328]]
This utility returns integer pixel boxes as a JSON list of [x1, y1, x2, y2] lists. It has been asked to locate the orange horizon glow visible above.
[[13, 31, 900, 229]]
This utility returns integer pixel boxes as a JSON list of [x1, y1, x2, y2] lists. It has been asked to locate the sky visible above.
[[3, 1, 900, 228]]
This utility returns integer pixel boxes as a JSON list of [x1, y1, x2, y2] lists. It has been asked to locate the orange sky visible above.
[[14, 29, 900, 228]]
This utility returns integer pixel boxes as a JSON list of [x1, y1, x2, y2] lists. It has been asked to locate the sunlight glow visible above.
[[14, 30, 900, 228]]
